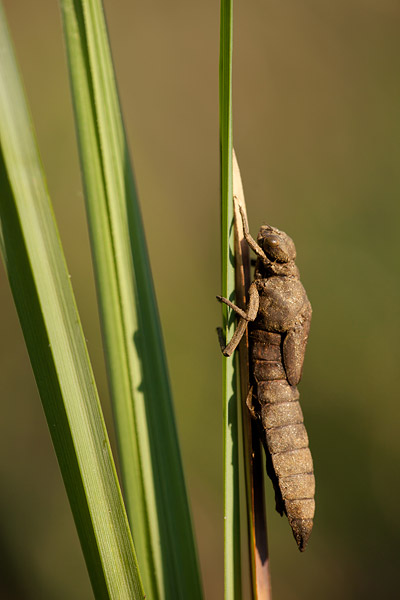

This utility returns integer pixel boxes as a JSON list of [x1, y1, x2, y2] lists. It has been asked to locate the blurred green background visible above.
[[1, 1, 400, 598]]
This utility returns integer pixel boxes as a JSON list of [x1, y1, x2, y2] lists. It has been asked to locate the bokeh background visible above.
[[1, 1, 400, 598]]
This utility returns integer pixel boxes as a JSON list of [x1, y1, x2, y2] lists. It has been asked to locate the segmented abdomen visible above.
[[249, 329, 315, 551]]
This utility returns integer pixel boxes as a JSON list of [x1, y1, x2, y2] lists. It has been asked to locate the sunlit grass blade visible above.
[[59, 2, 203, 598], [0, 5, 144, 599], [219, 1, 241, 599]]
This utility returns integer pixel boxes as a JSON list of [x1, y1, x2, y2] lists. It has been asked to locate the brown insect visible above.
[[217, 205, 315, 551]]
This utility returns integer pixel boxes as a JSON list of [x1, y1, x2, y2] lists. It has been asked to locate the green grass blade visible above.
[[0, 5, 144, 599], [59, 2, 203, 599], [219, 1, 241, 599]]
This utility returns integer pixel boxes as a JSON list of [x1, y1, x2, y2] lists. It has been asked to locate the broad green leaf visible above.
[[59, 2, 203, 598], [0, 4, 144, 599]]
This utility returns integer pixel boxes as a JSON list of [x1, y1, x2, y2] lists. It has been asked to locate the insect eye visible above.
[[263, 235, 280, 248]]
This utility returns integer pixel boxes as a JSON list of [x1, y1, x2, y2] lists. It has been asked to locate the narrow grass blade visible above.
[[219, 2, 241, 599], [59, 2, 203, 599], [0, 5, 144, 599], [232, 151, 272, 600]]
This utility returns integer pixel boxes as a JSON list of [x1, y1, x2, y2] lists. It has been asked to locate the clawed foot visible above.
[[246, 386, 259, 419], [216, 295, 250, 320]]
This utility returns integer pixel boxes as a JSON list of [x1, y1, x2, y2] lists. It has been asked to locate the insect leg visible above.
[[217, 282, 259, 357], [245, 385, 258, 419], [216, 296, 250, 320], [234, 197, 270, 264], [217, 281, 259, 321], [220, 318, 249, 357]]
